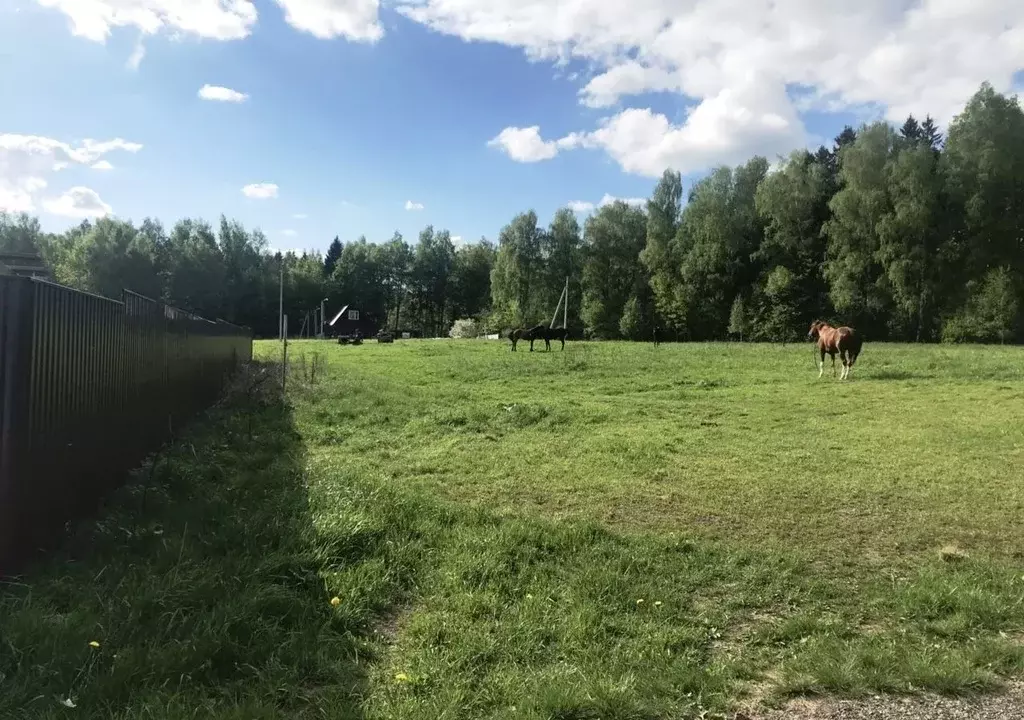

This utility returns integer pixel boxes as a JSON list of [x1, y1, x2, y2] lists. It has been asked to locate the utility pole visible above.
[[563, 276, 568, 329]]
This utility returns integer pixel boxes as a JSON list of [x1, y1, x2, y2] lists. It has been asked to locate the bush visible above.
[[448, 318, 482, 339]]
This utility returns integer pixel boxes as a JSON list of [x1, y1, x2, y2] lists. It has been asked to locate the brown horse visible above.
[[808, 321, 863, 380]]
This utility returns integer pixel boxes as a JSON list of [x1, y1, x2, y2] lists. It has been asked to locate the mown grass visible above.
[[2, 341, 1023, 718]]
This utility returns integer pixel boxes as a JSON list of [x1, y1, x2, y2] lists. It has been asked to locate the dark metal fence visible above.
[[0, 276, 252, 574]]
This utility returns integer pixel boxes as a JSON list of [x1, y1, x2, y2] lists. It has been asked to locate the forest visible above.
[[2, 82, 1022, 343]]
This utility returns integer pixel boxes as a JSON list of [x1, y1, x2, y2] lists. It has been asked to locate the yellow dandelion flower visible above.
[[395, 672, 410, 682], [89, 641, 100, 648], [330, 596, 341, 607]]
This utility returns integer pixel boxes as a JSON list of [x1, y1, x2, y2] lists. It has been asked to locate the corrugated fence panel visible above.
[[0, 277, 252, 575]]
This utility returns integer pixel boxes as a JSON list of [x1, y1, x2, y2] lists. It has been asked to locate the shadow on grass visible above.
[[0, 363, 367, 720]]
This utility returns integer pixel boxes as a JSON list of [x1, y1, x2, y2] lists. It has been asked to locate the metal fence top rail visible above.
[[21, 279, 251, 333]]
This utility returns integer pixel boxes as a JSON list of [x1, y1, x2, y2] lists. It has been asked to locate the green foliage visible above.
[[728, 295, 748, 340], [581, 201, 648, 338], [9, 82, 1024, 344], [942, 267, 1020, 343]]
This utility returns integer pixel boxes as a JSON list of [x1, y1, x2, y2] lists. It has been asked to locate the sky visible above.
[[1, 1, 1022, 255]]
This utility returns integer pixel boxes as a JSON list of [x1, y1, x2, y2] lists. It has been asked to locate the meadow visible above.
[[2, 339, 1023, 719]]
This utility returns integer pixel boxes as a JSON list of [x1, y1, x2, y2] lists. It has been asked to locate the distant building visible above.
[[0, 251, 52, 281], [327, 304, 380, 338]]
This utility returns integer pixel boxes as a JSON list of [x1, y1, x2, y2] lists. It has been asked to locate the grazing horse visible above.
[[808, 321, 863, 380], [540, 326, 569, 351], [509, 324, 547, 352]]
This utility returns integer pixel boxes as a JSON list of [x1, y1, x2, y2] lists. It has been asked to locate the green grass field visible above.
[[3, 339, 1023, 719]]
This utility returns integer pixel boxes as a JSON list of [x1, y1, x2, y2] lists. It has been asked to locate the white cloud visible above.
[[403, 0, 1024, 175], [487, 126, 580, 162], [567, 195, 644, 214], [404, 200, 425, 211], [127, 37, 146, 70], [242, 183, 279, 199], [0, 133, 141, 214], [198, 84, 249, 102], [91, 160, 114, 171], [273, 0, 383, 41], [43, 186, 113, 219], [35, 0, 258, 42], [451, 235, 464, 244], [599, 194, 645, 207], [292, 213, 308, 219]]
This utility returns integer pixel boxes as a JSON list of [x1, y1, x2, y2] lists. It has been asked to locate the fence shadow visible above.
[[0, 362, 368, 719]]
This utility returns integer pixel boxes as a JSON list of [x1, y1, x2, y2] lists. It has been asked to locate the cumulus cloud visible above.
[[487, 126, 582, 163], [91, 160, 114, 170], [242, 183, 279, 199], [198, 84, 249, 102], [566, 200, 595, 213], [567, 195, 644, 214], [273, 0, 383, 42], [34, 0, 257, 42], [0, 133, 141, 214], [43, 186, 113, 219], [402, 0, 1024, 175], [404, 200, 424, 210]]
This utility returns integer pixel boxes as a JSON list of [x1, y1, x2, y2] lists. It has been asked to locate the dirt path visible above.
[[743, 683, 1024, 720]]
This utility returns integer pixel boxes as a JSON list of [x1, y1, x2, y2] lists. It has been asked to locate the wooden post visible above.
[[281, 315, 288, 396]]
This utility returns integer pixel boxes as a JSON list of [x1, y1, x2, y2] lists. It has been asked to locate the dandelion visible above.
[[654, 601, 663, 607], [636, 598, 644, 605], [395, 672, 410, 682], [330, 596, 341, 607], [88, 641, 100, 648], [60, 697, 77, 708]]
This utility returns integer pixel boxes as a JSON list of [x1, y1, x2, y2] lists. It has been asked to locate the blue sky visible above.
[[2, 1, 1021, 254]]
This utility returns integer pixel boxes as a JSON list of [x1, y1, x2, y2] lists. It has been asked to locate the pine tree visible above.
[[900, 114, 922, 143], [920, 115, 943, 151], [323, 237, 342, 277]]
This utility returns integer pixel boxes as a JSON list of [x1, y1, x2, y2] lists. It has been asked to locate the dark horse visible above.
[[540, 326, 569, 351], [808, 321, 863, 380], [509, 325, 547, 352]]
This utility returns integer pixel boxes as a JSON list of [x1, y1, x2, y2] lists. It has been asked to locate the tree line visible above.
[[2, 82, 1021, 343]]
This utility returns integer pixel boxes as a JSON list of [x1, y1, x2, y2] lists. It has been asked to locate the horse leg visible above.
[[839, 350, 848, 379], [818, 349, 826, 378], [560, 337, 565, 351], [511, 337, 517, 352], [529, 337, 535, 352], [831, 351, 837, 377]]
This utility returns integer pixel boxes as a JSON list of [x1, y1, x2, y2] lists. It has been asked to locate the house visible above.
[[0, 251, 52, 281], [327, 304, 380, 338]]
